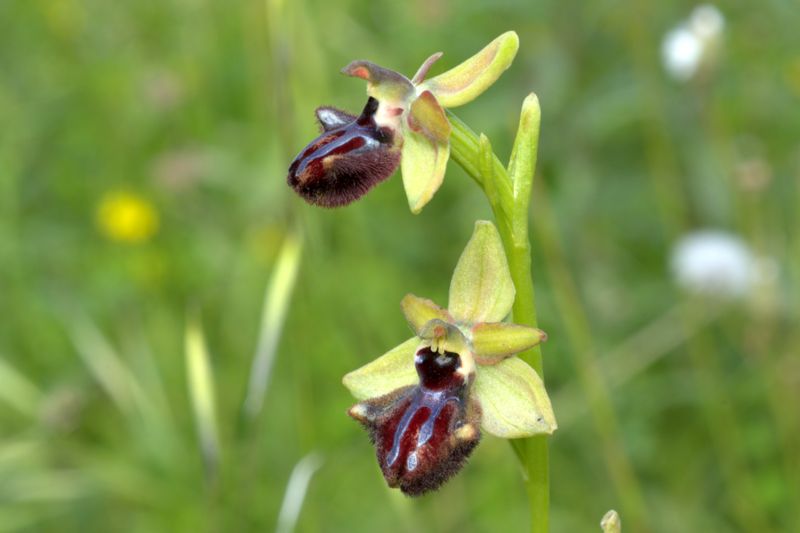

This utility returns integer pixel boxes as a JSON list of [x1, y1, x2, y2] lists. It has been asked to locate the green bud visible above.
[[508, 93, 541, 211], [601, 510, 621, 533]]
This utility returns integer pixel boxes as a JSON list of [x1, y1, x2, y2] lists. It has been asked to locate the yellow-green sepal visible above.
[[342, 337, 418, 400], [448, 220, 515, 323], [401, 91, 451, 213], [417, 31, 519, 108], [470, 322, 547, 365], [473, 357, 557, 438]]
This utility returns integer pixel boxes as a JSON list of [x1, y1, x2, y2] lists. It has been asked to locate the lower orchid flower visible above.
[[343, 221, 557, 496], [288, 31, 519, 213]]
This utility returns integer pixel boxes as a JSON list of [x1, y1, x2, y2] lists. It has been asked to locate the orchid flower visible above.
[[343, 221, 556, 495], [288, 32, 519, 213]]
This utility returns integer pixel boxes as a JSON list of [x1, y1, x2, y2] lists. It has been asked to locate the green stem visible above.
[[449, 102, 549, 533]]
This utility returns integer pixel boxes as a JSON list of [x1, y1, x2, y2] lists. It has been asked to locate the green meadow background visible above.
[[1, 0, 799, 531]]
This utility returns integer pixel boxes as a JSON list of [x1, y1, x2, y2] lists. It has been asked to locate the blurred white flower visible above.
[[662, 4, 725, 81], [662, 27, 701, 81], [671, 230, 775, 299]]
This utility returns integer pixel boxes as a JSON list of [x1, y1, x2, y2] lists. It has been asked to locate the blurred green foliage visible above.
[[1, 0, 799, 531]]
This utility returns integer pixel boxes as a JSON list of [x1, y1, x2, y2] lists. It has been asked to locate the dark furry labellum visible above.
[[287, 97, 401, 207], [348, 347, 481, 496]]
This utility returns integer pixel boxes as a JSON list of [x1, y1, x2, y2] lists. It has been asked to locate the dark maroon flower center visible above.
[[414, 346, 463, 390]]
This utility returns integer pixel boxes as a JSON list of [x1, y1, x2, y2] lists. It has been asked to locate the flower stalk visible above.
[[448, 97, 549, 533]]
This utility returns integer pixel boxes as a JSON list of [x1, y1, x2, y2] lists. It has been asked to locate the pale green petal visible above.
[[448, 221, 515, 323], [411, 52, 443, 85], [473, 357, 557, 438], [418, 31, 519, 108], [401, 131, 449, 214], [471, 322, 546, 365], [401, 93, 451, 213], [342, 338, 418, 400], [400, 294, 451, 336]]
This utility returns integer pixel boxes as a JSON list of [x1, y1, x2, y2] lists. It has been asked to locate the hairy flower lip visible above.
[[287, 97, 401, 208], [348, 347, 480, 496]]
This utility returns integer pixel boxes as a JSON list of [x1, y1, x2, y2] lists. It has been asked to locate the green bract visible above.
[[343, 220, 557, 439], [342, 32, 519, 214]]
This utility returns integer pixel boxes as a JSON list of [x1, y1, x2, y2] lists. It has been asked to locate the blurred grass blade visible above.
[[68, 316, 141, 418], [185, 317, 221, 478], [276, 453, 323, 533], [125, 332, 173, 421], [244, 232, 303, 419], [68, 313, 178, 467], [0, 356, 41, 415]]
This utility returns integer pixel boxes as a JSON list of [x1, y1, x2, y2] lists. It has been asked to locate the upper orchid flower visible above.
[[288, 32, 519, 213], [343, 221, 557, 495]]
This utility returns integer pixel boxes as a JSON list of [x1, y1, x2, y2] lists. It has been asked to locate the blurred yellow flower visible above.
[[96, 191, 159, 244]]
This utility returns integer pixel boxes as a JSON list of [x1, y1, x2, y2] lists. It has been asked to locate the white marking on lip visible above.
[[406, 451, 418, 472]]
